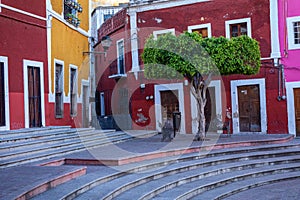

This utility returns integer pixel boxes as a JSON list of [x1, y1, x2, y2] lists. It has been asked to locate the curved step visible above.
[[65, 145, 300, 200]]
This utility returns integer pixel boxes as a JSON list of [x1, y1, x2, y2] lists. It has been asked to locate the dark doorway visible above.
[[238, 85, 261, 132], [160, 90, 179, 121], [28, 66, 42, 127], [0, 63, 6, 127], [205, 87, 216, 131], [294, 88, 300, 137]]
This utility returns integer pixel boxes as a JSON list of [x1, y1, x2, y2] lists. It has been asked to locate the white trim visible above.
[[269, 0, 281, 59], [0, 3, 47, 21], [47, 0, 54, 102], [190, 80, 222, 134], [0, 56, 10, 130], [129, 10, 140, 77], [23, 60, 46, 128], [286, 81, 300, 136], [230, 78, 267, 134], [225, 18, 252, 39], [154, 83, 186, 134], [287, 16, 300, 50], [130, 0, 210, 12], [153, 28, 175, 39], [187, 23, 212, 38]]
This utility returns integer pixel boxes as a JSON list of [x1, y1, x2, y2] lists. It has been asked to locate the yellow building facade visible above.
[[46, 0, 91, 127]]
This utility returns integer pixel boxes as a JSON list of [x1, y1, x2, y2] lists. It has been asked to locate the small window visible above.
[[100, 92, 105, 116], [55, 63, 64, 118], [225, 18, 251, 39], [287, 16, 300, 49], [70, 67, 77, 116], [230, 23, 248, 37], [153, 28, 175, 40], [117, 39, 125, 74], [294, 21, 300, 44], [64, 0, 83, 27], [188, 23, 212, 38]]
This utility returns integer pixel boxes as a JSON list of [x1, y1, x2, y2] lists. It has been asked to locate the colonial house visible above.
[[95, 0, 287, 135], [46, 0, 91, 128], [0, 0, 48, 130], [278, 0, 300, 136]]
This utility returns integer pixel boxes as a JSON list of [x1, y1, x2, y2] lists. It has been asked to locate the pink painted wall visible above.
[[278, 0, 300, 82]]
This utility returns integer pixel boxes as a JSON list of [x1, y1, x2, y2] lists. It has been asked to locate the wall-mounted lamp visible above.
[[83, 35, 112, 56], [140, 84, 145, 89]]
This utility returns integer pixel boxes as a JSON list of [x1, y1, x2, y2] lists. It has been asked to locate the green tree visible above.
[[142, 32, 261, 140]]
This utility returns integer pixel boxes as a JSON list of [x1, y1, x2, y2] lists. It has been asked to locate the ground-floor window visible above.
[[70, 67, 77, 116], [55, 63, 64, 118]]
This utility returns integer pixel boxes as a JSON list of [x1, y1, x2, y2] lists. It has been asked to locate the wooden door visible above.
[[0, 63, 5, 127], [160, 90, 179, 121], [238, 85, 261, 132], [82, 85, 89, 128], [28, 66, 42, 127], [294, 88, 300, 136]]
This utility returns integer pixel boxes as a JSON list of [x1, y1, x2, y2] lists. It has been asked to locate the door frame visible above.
[[286, 81, 300, 136], [0, 56, 10, 131], [191, 80, 222, 134], [23, 59, 45, 128], [155, 83, 186, 134], [81, 79, 90, 128], [231, 78, 267, 134]]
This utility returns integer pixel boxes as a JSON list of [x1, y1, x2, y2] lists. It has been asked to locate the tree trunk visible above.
[[197, 98, 206, 139], [191, 72, 212, 141]]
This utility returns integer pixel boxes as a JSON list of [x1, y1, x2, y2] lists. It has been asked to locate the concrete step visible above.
[[0, 129, 134, 168], [30, 143, 300, 200], [101, 154, 300, 200], [178, 165, 300, 200]]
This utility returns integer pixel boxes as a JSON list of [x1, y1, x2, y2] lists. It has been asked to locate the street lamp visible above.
[[83, 35, 112, 56], [100, 36, 112, 52]]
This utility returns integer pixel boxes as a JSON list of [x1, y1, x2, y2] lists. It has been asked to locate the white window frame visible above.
[[54, 59, 64, 118], [69, 65, 78, 117], [100, 92, 105, 116], [0, 56, 9, 130], [117, 39, 125, 75], [153, 28, 175, 39], [225, 18, 252, 39], [287, 16, 300, 50], [188, 23, 212, 38], [23, 59, 46, 128]]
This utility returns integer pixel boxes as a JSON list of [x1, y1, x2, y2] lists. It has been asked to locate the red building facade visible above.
[[95, 0, 287, 134], [0, 0, 48, 130]]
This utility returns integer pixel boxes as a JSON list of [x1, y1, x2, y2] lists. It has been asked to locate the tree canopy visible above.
[[141, 32, 261, 80]]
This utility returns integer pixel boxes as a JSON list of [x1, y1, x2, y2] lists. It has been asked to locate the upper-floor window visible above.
[[64, 0, 83, 27], [188, 23, 212, 38], [153, 28, 176, 40], [225, 18, 251, 38], [117, 39, 125, 74], [287, 16, 300, 50]]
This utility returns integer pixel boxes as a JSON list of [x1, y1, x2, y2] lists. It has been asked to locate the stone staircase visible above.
[[31, 140, 300, 200], [0, 126, 135, 168]]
